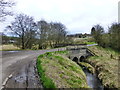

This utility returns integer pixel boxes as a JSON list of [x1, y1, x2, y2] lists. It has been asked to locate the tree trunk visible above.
[[21, 34, 25, 49]]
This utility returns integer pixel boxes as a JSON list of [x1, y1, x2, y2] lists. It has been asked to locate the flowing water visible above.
[[69, 45, 103, 89], [82, 67, 104, 90]]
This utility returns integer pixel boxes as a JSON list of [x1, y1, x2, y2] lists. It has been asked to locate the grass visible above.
[[87, 46, 119, 88], [37, 51, 89, 88], [78, 62, 95, 74], [0, 44, 20, 51], [73, 37, 94, 45], [85, 41, 96, 45], [0, 44, 66, 51], [37, 55, 56, 88]]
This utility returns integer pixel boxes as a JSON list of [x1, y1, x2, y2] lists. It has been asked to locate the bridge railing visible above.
[[66, 45, 87, 50]]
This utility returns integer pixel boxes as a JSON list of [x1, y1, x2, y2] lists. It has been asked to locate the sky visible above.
[[0, 0, 119, 34]]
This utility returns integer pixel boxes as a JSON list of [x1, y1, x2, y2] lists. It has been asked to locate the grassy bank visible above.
[[87, 46, 119, 88], [73, 38, 94, 44], [37, 51, 89, 88], [0, 44, 20, 51], [78, 62, 95, 74]]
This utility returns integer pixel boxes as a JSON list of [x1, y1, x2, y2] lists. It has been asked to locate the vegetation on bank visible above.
[[0, 44, 20, 51], [85, 41, 96, 45], [78, 62, 95, 74], [37, 51, 89, 88], [87, 46, 119, 88], [37, 54, 56, 88], [91, 23, 120, 51], [73, 37, 95, 45], [1, 44, 38, 51]]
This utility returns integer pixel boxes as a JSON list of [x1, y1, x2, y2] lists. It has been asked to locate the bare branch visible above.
[[0, 0, 15, 21]]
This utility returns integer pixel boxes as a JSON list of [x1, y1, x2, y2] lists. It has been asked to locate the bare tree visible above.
[[37, 20, 68, 49], [7, 14, 37, 49], [0, 0, 15, 21], [37, 20, 49, 49], [51, 22, 67, 46]]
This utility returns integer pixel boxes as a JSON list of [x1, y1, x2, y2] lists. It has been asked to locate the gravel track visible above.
[[0, 48, 66, 89]]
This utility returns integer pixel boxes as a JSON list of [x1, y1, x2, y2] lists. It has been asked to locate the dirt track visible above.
[[1, 48, 65, 89]]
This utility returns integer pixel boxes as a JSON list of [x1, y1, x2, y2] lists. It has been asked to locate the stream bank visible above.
[[83, 67, 103, 90], [87, 46, 119, 88], [77, 62, 104, 90]]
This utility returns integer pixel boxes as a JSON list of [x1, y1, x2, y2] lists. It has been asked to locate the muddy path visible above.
[[4, 60, 42, 88], [1, 48, 65, 89]]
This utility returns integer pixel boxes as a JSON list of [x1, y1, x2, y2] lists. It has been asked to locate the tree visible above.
[[0, 0, 15, 21], [7, 14, 37, 49], [91, 27, 95, 36], [108, 23, 120, 50], [101, 33, 110, 48], [37, 20, 68, 49], [1, 32, 10, 44], [91, 24, 104, 45], [37, 20, 49, 49], [52, 22, 67, 46]]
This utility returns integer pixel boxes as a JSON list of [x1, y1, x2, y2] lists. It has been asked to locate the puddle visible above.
[[14, 73, 26, 83], [8, 51, 20, 53]]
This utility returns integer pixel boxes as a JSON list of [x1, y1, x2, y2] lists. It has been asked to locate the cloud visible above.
[[0, 0, 119, 34]]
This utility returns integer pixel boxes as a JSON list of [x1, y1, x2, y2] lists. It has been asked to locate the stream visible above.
[[82, 66, 104, 90], [68, 43, 104, 89]]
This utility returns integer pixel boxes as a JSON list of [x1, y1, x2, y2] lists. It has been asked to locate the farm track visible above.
[[1, 48, 65, 89]]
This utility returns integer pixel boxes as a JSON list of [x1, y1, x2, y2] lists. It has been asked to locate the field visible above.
[[37, 51, 89, 88], [73, 37, 96, 45], [87, 46, 119, 88], [0, 44, 20, 51]]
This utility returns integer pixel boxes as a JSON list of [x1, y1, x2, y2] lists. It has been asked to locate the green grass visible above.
[[37, 55, 56, 88], [85, 41, 96, 45], [87, 46, 119, 88], [73, 37, 94, 44], [78, 62, 95, 74], [37, 51, 89, 88]]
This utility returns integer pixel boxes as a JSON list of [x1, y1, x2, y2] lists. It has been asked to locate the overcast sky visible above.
[[0, 0, 119, 34]]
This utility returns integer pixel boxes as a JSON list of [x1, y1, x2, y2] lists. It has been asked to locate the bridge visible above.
[[66, 45, 95, 62]]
